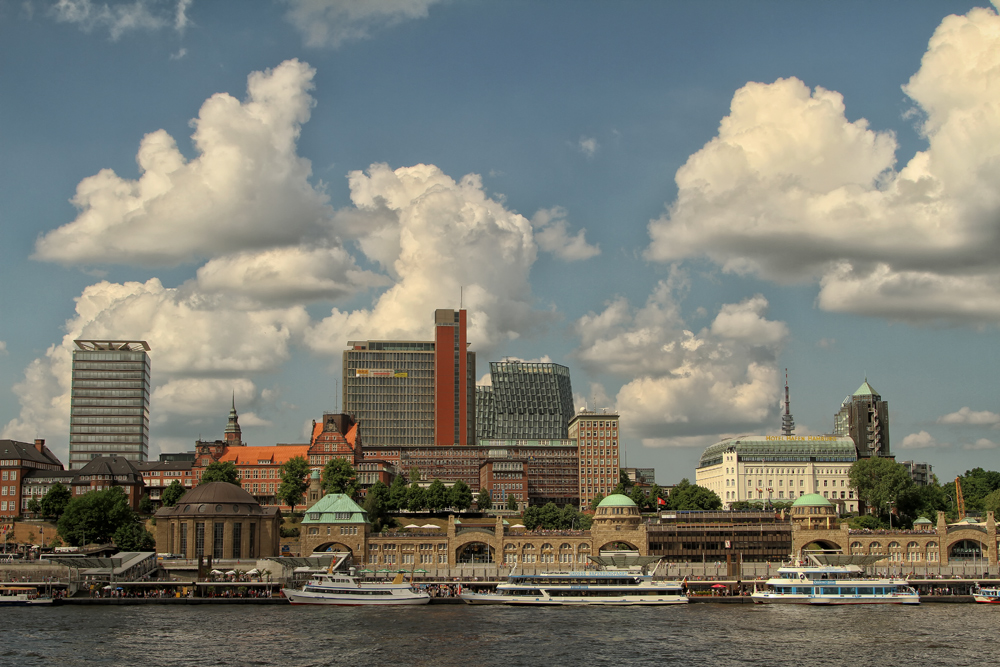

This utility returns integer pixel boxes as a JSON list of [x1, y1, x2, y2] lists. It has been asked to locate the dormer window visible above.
[[308, 512, 321, 520]]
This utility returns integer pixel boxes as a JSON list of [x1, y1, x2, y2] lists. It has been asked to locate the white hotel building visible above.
[[696, 435, 858, 513]]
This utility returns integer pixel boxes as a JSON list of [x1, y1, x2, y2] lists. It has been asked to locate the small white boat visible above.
[[0, 586, 53, 606], [972, 585, 1000, 604], [751, 555, 919, 605], [282, 557, 429, 606]]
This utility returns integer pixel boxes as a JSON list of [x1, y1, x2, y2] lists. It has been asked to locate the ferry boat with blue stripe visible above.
[[751, 554, 919, 605], [972, 585, 1000, 604]]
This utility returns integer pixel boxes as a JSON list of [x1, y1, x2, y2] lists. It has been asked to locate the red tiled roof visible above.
[[345, 423, 358, 447], [218, 445, 309, 466]]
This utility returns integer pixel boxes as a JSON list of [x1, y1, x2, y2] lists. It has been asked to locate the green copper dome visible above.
[[597, 494, 637, 508], [791, 493, 833, 507]]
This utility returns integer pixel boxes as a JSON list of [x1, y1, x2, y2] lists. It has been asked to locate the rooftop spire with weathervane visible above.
[[224, 392, 242, 445]]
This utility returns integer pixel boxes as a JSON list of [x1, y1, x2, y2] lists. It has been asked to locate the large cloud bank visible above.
[[5, 58, 598, 460], [646, 5, 1000, 325]]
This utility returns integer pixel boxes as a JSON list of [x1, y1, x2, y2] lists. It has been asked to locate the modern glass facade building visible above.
[[69, 340, 150, 469], [478, 361, 574, 441]]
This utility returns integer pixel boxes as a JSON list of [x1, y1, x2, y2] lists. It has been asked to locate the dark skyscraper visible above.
[[834, 379, 890, 458]]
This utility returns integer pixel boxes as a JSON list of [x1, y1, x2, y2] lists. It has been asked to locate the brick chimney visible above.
[[34, 439, 45, 453]]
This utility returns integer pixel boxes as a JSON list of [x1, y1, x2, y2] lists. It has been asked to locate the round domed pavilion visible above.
[[592, 493, 642, 529], [790, 493, 836, 529], [155, 482, 282, 559]]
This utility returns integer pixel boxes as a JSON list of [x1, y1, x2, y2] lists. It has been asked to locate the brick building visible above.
[[1, 439, 64, 518]]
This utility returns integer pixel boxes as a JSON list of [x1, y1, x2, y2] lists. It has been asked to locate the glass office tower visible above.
[[69, 340, 150, 469], [483, 361, 574, 440]]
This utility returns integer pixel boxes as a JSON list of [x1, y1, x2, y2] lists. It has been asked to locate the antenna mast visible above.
[[781, 369, 795, 436]]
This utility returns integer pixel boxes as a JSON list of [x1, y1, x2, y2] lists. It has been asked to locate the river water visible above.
[[2, 603, 996, 667]]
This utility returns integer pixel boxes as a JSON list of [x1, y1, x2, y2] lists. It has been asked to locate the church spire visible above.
[[224, 393, 242, 446]]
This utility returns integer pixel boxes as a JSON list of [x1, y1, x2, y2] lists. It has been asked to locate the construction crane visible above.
[[955, 477, 966, 521]]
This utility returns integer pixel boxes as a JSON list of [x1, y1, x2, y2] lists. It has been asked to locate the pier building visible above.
[[154, 482, 281, 559], [792, 510, 998, 568]]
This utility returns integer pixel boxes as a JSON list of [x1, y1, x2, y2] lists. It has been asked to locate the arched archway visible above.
[[949, 539, 985, 561], [457, 542, 494, 564], [598, 541, 639, 553], [800, 539, 843, 556], [309, 542, 354, 555]]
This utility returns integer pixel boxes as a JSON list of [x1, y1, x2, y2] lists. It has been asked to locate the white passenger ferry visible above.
[[462, 559, 688, 606], [751, 554, 919, 605], [282, 556, 429, 606], [0, 586, 53, 606]]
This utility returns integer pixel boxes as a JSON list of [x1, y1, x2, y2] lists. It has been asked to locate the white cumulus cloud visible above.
[[578, 136, 598, 157], [35, 59, 330, 267], [304, 162, 554, 356], [645, 5, 1000, 325], [937, 406, 1000, 425], [573, 268, 788, 446], [532, 207, 601, 262], [963, 438, 998, 451], [899, 430, 947, 449], [284, 0, 442, 48]]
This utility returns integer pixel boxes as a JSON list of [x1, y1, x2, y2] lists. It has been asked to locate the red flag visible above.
[[657, 497, 666, 506]]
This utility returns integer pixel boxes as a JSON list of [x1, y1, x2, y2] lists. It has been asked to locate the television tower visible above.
[[781, 369, 795, 436]]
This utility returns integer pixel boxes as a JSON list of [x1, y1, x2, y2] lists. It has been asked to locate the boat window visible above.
[[857, 587, 874, 595]]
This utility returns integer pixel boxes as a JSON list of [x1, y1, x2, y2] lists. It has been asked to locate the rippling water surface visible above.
[[2, 603, 996, 667]]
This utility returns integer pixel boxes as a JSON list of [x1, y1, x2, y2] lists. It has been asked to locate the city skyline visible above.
[[2, 1, 999, 483]]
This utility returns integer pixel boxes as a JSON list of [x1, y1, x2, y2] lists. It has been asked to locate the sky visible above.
[[2, 0, 1000, 485]]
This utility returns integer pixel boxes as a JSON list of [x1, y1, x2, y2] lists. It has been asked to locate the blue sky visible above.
[[2, 0, 999, 484]]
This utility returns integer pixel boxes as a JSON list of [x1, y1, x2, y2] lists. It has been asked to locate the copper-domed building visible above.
[[155, 481, 282, 559]]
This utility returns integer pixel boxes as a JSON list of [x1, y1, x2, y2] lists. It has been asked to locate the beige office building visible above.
[[696, 435, 858, 513]]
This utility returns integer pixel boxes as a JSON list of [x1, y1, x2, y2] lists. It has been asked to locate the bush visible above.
[[279, 526, 300, 538]]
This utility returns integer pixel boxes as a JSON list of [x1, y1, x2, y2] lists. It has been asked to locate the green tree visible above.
[[113, 520, 156, 551], [425, 479, 448, 511], [57, 487, 136, 546], [138, 493, 154, 514], [322, 458, 358, 497], [409, 466, 421, 483], [619, 469, 632, 489], [610, 482, 628, 496], [896, 482, 948, 525], [667, 479, 722, 511], [449, 480, 473, 511], [26, 498, 41, 514], [522, 505, 540, 528], [40, 482, 71, 520], [387, 475, 408, 512], [589, 493, 605, 512], [849, 457, 913, 518], [406, 483, 426, 512], [507, 493, 519, 511], [477, 488, 492, 511], [629, 485, 648, 510], [201, 461, 241, 485], [983, 488, 1000, 517], [160, 480, 186, 507], [276, 455, 311, 510], [363, 482, 391, 532]]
